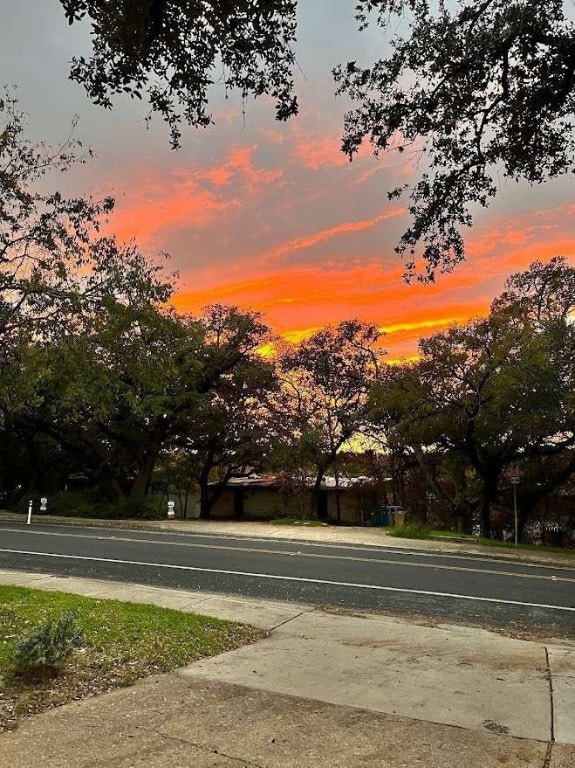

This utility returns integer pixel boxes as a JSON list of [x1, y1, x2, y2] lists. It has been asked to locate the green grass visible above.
[[385, 524, 433, 539], [0, 585, 265, 731], [385, 526, 575, 557]]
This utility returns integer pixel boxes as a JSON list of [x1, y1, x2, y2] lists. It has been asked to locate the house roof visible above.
[[217, 475, 389, 490]]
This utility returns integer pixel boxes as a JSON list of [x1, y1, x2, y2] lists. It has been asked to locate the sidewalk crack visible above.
[[544, 646, 556, 744], [153, 728, 265, 768], [270, 606, 312, 630], [541, 646, 556, 768]]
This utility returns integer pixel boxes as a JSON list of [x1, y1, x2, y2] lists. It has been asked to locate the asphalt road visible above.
[[1, 521, 574, 636]]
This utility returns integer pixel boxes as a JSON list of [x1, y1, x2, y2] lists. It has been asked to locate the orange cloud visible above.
[[109, 186, 235, 245], [101, 114, 575, 364], [104, 145, 283, 246], [172, 257, 492, 359], [380, 317, 468, 335], [254, 207, 405, 265], [203, 167, 232, 187], [293, 135, 349, 170], [202, 146, 283, 191]]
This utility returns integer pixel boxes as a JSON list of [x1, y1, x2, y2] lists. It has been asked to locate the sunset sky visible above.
[[3, 1, 575, 360]]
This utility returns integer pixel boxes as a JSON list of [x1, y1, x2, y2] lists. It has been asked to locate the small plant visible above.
[[9, 611, 85, 681], [386, 524, 432, 540]]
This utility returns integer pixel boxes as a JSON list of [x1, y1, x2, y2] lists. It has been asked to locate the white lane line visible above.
[[2, 548, 575, 613], [1, 528, 573, 582], [3, 523, 574, 573]]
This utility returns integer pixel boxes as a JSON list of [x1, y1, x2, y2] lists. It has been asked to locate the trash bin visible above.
[[387, 509, 395, 526], [394, 510, 406, 527], [380, 508, 390, 526], [369, 509, 382, 527]]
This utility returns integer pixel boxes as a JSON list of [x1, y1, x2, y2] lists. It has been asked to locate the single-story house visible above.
[[207, 475, 390, 525]]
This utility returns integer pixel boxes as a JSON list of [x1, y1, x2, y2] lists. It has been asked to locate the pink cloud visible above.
[[293, 134, 349, 170], [104, 145, 283, 245], [258, 207, 405, 264], [199, 146, 283, 191]]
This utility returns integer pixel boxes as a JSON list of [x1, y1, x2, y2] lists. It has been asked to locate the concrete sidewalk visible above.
[[1, 568, 575, 767]]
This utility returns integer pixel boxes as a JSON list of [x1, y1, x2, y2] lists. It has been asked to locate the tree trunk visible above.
[[197, 453, 233, 520], [129, 437, 163, 507], [478, 470, 499, 538], [198, 461, 213, 519], [479, 495, 491, 538], [517, 504, 534, 543], [334, 463, 341, 524], [311, 449, 340, 519], [310, 472, 324, 519], [199, 482, 211, 519], [199, 477, 232, 519], [21, 435, 45, 494], [454, 505, 473, 534]]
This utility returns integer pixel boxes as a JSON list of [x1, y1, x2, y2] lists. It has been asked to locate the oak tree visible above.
[[60, 0, 298, 148], [335, 1, 575, 278], [277, 320, 383, 519], [55, 3, 575, 276]]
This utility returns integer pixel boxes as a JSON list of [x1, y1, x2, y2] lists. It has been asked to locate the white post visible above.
[[513, 483, 518, 546], [511, 468, 520, 546], [167, 500, 175, 520], [27, 499, 33, 525]]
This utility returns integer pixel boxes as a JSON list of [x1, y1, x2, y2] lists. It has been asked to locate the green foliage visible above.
[[59, 0, 298, 148], [117, 495, 163, 520], [43, 492, 164, 520], [9, 612, 84, 681], [0, 91, 174, 367], [46, 491, 95, 518], [386, 524, 431, 540], [370, 258, 575, 538], [335, 1, 575, 278]]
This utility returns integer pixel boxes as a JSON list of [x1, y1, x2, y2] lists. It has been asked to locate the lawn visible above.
[[0, 585, 265, 731], [385, 525, 575, 557]]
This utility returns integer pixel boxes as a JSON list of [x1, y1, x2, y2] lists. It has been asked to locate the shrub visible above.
[[115, 495, 164, 519], [45, 490, 94, 517], [10, 611, 85, 681]]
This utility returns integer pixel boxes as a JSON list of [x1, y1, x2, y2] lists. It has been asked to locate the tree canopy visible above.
[[0, 89, 173, 391], [56, 1, 575, 277], [335, 1, 575, 278], [276, 320, 383, 517], [60, 0, 298, 148], [370, 257, 575, 536]]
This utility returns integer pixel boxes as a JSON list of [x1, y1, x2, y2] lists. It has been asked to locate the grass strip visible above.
[[385, 525, 575, 557], [0, 585, 265, 731]]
